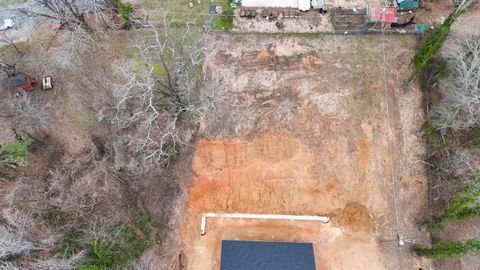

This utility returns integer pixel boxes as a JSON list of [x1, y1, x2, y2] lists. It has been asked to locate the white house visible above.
[[241, 0, 311, 11]]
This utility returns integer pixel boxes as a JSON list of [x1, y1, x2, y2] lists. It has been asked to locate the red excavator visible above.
[[1, 72, 37, 94], [0, 61, 52, 94]]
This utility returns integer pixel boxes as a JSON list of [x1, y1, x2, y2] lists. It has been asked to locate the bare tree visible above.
[[0, 60, 16, 77], [0, 93, 51, 136], [434, 35, 480, 131], [32, 251, 85, 270], [112, 17, 225, 169], [0, 261, 22, 270], [1, 161, 130, 267], [0, 34, 23, 56], [0, 0, 24, 8], [0, 210, 40, 261], [24, 0, 111, 30], [19, 0, 117, 69], [48, 22, 95, 67], [77, 0, 121, 29], [23, 0, 122, 31], [123, 255, 156, 270], [453, 147, 480, 176], [41, 161, 128, 232]]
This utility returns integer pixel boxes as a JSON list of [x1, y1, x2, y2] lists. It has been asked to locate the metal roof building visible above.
[[241, 0, 311, 11], [368, 7, 397, 23], [220, 240, 316, 270]]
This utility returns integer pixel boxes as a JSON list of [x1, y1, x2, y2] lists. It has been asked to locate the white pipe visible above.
[[200, 212, 330, 235]]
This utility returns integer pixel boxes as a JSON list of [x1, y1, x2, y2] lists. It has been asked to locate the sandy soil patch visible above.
[[180, 34, 432, 270]]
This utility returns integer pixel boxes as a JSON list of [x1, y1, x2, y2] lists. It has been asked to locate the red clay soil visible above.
[[179, 34, 432, 270]]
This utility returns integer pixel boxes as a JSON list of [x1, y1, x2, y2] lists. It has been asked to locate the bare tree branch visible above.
[[0, 93, 51, 137], [434, 35, 480, 131], [0, 60, 16, 77], [0, 209, 43, 260], [112, 16, 226, 170]]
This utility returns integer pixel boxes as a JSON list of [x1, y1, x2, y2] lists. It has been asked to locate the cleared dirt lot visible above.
[[180, 34, 432, 269]]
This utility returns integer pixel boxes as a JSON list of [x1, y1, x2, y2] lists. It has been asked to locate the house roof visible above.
[[311, 0, 325, 9], [298, 0, 311, 11], [242, 0, 299, 8], [242, 0, 310, 10], [369, 7, 397, 23], [220, 240, 316, 270]]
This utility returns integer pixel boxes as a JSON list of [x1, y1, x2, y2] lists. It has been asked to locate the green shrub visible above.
[[411, 7, 466, 79], [214, 0, 234, 30], [216, 15, 233, 30], [91, 241, 113, 267], [427, 177, 480, 230], [414, 239, 480, 259], [58, 234, 84, 256], [422, 121, 435, 134], [119, 1, 133, 21], [102, 225, 145, 268], [165, 142, 178, 158], [0, 126, 32, 166], [437, 59, 449, 79], [77, 266, 105, 270], [136, 212, 166, 242], [137, 213, 154, 237], [60, 224, 146, 269]]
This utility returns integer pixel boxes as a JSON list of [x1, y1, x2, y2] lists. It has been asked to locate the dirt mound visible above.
[[340, 202, 375, 234]]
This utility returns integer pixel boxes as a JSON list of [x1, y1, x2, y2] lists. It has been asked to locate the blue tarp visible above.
[[209, 5, 216, 14], [220, 240, 316, 270], [397, 0, 419, 9]]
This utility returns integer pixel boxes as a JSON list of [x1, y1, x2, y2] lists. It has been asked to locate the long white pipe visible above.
[[200, 212, 330, 235]]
